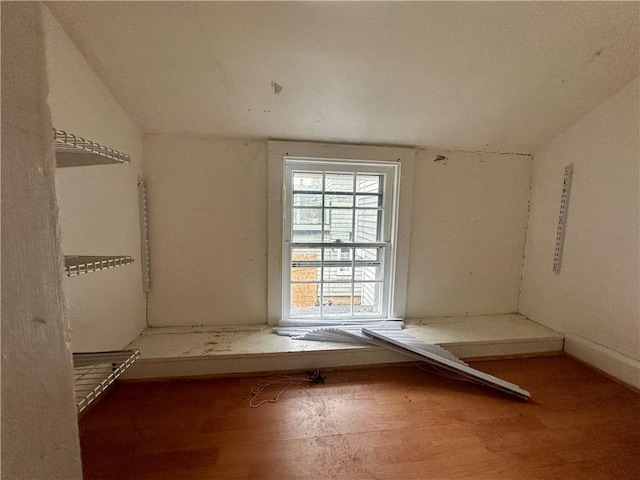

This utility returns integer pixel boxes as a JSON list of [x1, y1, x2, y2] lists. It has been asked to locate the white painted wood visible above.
[[123, 314, 563, 379], [47, 2, 639, 153], [281, 157, 399, 320], [564, 333, 640, 389], [1, 3, 82, 477], [268, 140, 414, 324], [520, 77, 640, 387], [361, 328, 530, 400], [407, 314, 561, 344], [290, 326, 468, 366]]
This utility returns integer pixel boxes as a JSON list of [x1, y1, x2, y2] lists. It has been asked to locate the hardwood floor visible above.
[[79, 355, 639, 479]]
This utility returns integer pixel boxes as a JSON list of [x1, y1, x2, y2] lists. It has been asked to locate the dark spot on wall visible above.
[[271, 81, 283, 95], [434, 155, 448, 165]]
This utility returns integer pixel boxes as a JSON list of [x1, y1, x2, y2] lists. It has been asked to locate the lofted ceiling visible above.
[[46, 1, 639, 153]]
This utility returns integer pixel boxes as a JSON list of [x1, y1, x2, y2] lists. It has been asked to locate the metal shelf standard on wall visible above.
[[553, 163, 573, 273]]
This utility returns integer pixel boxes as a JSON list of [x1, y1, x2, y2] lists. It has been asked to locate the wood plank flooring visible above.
[[79, 355, 639, 479]]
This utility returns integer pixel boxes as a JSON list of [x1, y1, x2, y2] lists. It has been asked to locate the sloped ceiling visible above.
[[46, 1, 639, 153]]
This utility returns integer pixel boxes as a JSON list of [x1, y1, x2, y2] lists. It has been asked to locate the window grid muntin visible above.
[[289, 245, 385, 318], [284, 158, 397, 320]]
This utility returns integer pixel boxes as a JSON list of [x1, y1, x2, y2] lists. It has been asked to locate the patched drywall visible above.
[[43, 7, 146, 351], [406, 149, 532, 317], [520, 77, 639, 387], [1, 3, 82, 478], [144, 135, 268, 326]]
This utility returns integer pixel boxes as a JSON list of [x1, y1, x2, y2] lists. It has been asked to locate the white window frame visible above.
[[268, 141, 414, 325], [284, 158, 398, 320]]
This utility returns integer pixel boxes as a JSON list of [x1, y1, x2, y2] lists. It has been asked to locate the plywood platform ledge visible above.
[[123, 313, 563, 379]]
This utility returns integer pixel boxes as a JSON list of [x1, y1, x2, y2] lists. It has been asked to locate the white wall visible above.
[[406, 149, 532, 317], [43, 7, 146, 351], [1, 3, 82, 478], [145, 135, 532, 326], [520, 77, 639, 387], [144, 134, 268, 326]]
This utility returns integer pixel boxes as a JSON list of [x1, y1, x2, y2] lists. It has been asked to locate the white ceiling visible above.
[[47, 1, 639, 153]]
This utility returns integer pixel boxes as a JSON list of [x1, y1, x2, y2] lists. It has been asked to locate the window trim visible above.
[[267, 140, 414, 325], [284, 158, 398, 320]]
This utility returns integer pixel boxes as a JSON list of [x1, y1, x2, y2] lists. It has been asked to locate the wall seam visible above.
[[516, 154, 534, 313]]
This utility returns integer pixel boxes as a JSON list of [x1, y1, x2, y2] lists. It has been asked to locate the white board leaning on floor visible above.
[[274, 323, 530, 400], [361, 328, 530, 400]]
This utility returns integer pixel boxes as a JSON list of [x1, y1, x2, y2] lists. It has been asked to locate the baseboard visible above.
[[563, 333, 640, 389]]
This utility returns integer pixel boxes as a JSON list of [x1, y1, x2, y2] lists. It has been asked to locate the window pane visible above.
[[284, 159, 398, 320], [324, 209, 353, 242], [292, 248, 321, 263], [290, 247, 322, 318], [355, 264, 382, 281], [292, 229, 322, 243], [321, 284, 352, 316], [290, 283, 321, 317], [356, 174, 382, 193], [293, 209, 323, 242], [292, 266, 320, 281], [322, 247, 342, 261], [325, 193, 353, 208], [356, 248, 381, 262], [322, 247, 351, 279], [355, 194, 382, 208], [293, 193, 322, 207], [355, 247, 383, 281], [354, 209, 381, 242], [293, 208, 322, 225], [325, 173, 354, 193], [323, 265, 352, 280], [353, 282, 383, 315], [293, 172, 322, 191]]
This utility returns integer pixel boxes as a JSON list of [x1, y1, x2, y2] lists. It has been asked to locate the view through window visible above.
[[283, 158, 399, 320]]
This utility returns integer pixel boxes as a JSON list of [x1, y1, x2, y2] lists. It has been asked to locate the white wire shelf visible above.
[[64, 255, 135, 277], [73, 350, 140, 414], [54, 129, 130, 167]]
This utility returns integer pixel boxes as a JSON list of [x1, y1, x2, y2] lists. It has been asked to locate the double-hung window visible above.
[[283, 158, 400, 320]]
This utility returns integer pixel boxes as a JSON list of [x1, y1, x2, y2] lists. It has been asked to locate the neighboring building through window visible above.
[[283, 158, 399, 320]]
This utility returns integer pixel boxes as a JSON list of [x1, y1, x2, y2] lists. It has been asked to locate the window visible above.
[[283, 158, 399, 320], [268, 141, 414, 325]]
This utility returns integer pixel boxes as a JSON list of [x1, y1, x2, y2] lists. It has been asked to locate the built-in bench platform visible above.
[[122, 313, 563, 379]]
